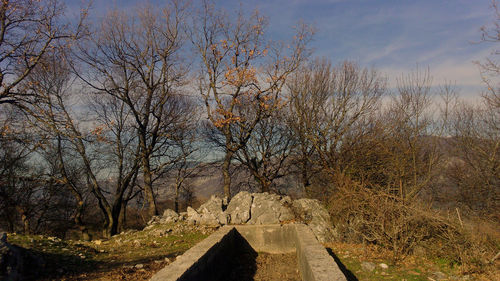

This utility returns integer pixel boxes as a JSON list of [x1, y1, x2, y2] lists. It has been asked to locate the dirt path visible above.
[[227, 252, 301, 281], [253, 253, 301, 281]]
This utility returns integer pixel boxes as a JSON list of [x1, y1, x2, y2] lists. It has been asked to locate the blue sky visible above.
[[67, 0, 497, 96]]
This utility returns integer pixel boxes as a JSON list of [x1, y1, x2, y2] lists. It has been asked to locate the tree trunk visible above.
[[253, 172, 271, 193], [222, 150, 234, 199], [260, 179, 271, 193], [74, 199, 90, 241], [15, 207, 30, 234], [174, 183, 180, 213], [95, 198, 114, 238], [301, 159, 311, 194], [118, 202, 127, 233], [75, 140, 114, 238], [20, 212, 30, 235], [139, 133, 157, 218], [106, 202, 122, 237], [142, 160, 157, 218], [7, 218, 14, 233]]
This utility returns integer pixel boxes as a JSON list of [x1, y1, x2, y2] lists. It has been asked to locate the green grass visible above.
[[335, 255, 429, 280], [6, 222, 211, 280], [8, 224, 489, 280], [325, 242, 470, 281]]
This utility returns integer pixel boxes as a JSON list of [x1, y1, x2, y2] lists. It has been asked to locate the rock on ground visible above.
[[158, 191, 336, 243], [147, 216, 161, 225], [197, 195, 227, 226], [186, 207, 201, 226], [225, 191, 253, 224], [247, 193, 294, 225], [161, 209, 180, 223], [361, 261, 376, 272], [292, 198, 336, 243]]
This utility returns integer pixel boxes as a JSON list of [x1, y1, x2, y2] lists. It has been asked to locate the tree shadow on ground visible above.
[[23, 249, 100, 280], [28, 249, 179, 280], [326, 247, 359, 281]]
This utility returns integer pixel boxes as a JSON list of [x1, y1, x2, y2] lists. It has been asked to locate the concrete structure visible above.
[[150, 224, 347, 281]]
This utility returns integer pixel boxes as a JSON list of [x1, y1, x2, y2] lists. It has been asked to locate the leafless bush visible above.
[[328, 182, 498, 270]]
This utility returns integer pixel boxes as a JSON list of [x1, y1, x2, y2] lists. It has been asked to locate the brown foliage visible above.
[[191, 1, 313, 197], [328, 182, 498, 272]]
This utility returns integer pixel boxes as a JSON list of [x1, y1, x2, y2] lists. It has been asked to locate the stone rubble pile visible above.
[[148, 191, 336, 243]]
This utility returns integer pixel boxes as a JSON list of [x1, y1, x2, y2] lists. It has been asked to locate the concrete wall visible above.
[[149, 224, 347, 281], [234, 224, 296, 253], [150, 226, 247, 281], [293, 224, 347, 281], [235, 224, 347, 281]]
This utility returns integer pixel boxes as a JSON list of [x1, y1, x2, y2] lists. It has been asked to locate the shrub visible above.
[[328, 184, 499, 272]]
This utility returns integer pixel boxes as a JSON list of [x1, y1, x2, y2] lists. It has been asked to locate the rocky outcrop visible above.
[[292, 198, 336, 243], [247, 193, 294, 225], [152, 192, 336, 243], [225, 191, 252, 224], [184, 196, 227, 227], [197, 195, 227, 226], [186, 207, 201, 226], [161, 209, 180, 223], [0, 232, 45, 281]]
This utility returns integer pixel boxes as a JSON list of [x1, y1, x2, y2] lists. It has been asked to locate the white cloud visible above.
[[361, 36, 416, 63]]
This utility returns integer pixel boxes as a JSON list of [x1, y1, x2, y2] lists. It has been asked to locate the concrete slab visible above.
[[149, 224, 346, 281], [234, 224, 296, 253]]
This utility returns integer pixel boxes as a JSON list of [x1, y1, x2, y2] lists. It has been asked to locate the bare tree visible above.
[[449, 101, 499, 215], [0, 107, 38, 233], [288, 59, 385, 189], [427, 0, 499, 218], [477, 0, 500, 112], [233, 104, 296, 193], [287, 59, 327, 192], [170, 133, 202, 213], [88, 93, 142, 234], [0, 0, 87, 105], [378, 69, 445, 202], [40, 135, 92, 239], [21, 48, 142, 237], [75, 2, 191, 217], [190, 1, 313, 198], [0, 0, 88, 236], [1, 100, 80, 236]]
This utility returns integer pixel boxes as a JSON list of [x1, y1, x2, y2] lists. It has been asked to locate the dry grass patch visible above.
[[7, 222, 215, 280]]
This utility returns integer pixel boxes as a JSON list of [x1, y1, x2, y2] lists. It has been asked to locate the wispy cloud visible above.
[[360, 36, 417, 64], [379, 48, 491, 94], [65, 0, 496, 98]]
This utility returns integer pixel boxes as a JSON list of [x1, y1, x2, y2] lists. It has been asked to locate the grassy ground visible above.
[[325, 242, 499, 281], [7, 222, 214, 280], [6, 223, 499, 280]]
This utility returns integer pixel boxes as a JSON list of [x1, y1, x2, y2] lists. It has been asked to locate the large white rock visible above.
[[195, 195, 227, 226], [292, 198, 336, 243], [186, 207, 201, 225], [247, 193, 294, 225], [160, 209, 180, 223], [225, 191, 253, 224], [184, 191, 335, 243]]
